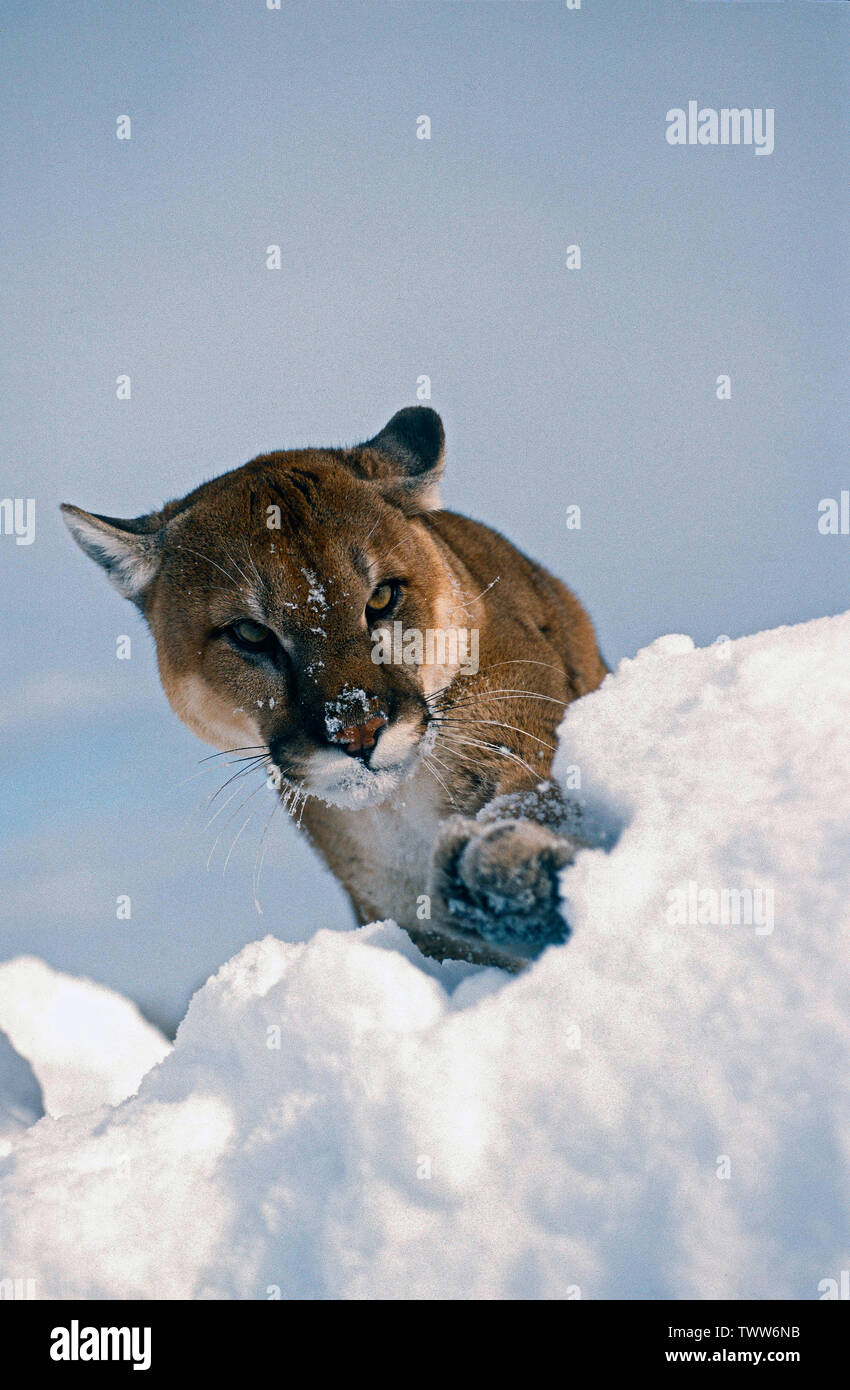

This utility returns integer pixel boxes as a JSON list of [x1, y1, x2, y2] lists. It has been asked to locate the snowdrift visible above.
[[1, 613, 849, 1299], [0, 957, 170, 1119], [0, 1032, 42, 1158]]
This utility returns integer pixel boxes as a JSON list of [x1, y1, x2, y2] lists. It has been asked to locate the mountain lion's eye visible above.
[[230, 619, 273, 650], [366, 581, 400, 619]]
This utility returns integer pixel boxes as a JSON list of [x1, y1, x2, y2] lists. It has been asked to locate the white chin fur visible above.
[[305, 718, 423, 808]]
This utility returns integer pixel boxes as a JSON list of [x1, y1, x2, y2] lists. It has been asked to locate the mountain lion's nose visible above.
[[330, 715, 388, 759]]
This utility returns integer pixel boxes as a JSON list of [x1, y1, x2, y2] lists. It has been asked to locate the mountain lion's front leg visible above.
[[428, 783, 584, 956]]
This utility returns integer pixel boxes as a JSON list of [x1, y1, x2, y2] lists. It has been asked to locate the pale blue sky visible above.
[[1, 0, 847, 1025]]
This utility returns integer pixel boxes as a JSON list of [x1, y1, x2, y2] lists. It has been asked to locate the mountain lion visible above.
[[62, 408, 607, 970]]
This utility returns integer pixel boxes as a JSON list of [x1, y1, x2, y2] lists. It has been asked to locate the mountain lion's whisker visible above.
[[430, 715, 556, 754], [206, 778, 267, 870], [426, 738, 501, 781], [178, 543, 248, 592], [215, 754, 274, 769], [424, 681, 457, 706], [252, 797, 285, 909], [253, 775, 310, 906], [445, 575, 500, 621], [205, 766, 270, 829], [165, 746, 269, 804], [426, 747, 457, 778], [243, 538, 266, 588], [167, 764, 230, 798], [436, 732, 540, 783], [197, 745, 268, 764], [288, 781, 308, 826], [170, 757, 269, 842], [222, 798, 265, 877], [207, 767, 271, 831], [221, 543, 255, 591], [435, 689, 570, 713], [206, 755, 269, 807], [361, 511, 385, 546], [442, 688, 569, 704], [426, 663, 573, 712], [422, 755, 458, 809], [482, 658, 569, 676]]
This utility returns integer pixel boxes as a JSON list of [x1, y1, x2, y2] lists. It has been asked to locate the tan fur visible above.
[[62, 409, 607, 969]]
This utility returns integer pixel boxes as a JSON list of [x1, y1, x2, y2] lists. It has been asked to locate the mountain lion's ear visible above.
[[60, 504, 164, 604], [361, 407, 446, 511]]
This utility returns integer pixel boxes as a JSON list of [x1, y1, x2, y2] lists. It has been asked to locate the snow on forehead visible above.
[[300, 567, 329, 610]]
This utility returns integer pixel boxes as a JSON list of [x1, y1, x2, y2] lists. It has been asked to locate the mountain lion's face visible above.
[[149, 461, 458, 808], [63, 409, 466, 808]]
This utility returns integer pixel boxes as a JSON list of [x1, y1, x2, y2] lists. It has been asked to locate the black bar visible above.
[[2, 1299, 844, 1376]]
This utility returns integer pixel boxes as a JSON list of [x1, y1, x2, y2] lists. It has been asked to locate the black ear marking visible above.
[[366, 407, 445, 476], [361, 407, 446, 511]]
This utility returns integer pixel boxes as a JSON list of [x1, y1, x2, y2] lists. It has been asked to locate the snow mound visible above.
[[0, 957, 169, 1118], [0, 1031, 43, 1156], [1, 612, 849, 1299]]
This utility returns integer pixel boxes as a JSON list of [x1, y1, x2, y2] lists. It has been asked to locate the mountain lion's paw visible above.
[[429, 816, 578, 950]]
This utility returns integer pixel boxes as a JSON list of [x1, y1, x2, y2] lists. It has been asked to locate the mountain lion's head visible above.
[[63, 408, 472, 808]]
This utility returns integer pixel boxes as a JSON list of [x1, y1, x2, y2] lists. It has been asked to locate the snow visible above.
[[323, 687, 373, 738], [0, 957, 169, 1118], [0, 612, 848, 1298], [0, 1032, 42, 1157], [300, 567, 329, 611]]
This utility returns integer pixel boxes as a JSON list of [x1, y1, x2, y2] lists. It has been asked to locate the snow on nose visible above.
[[330, 714, 388, 758]]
